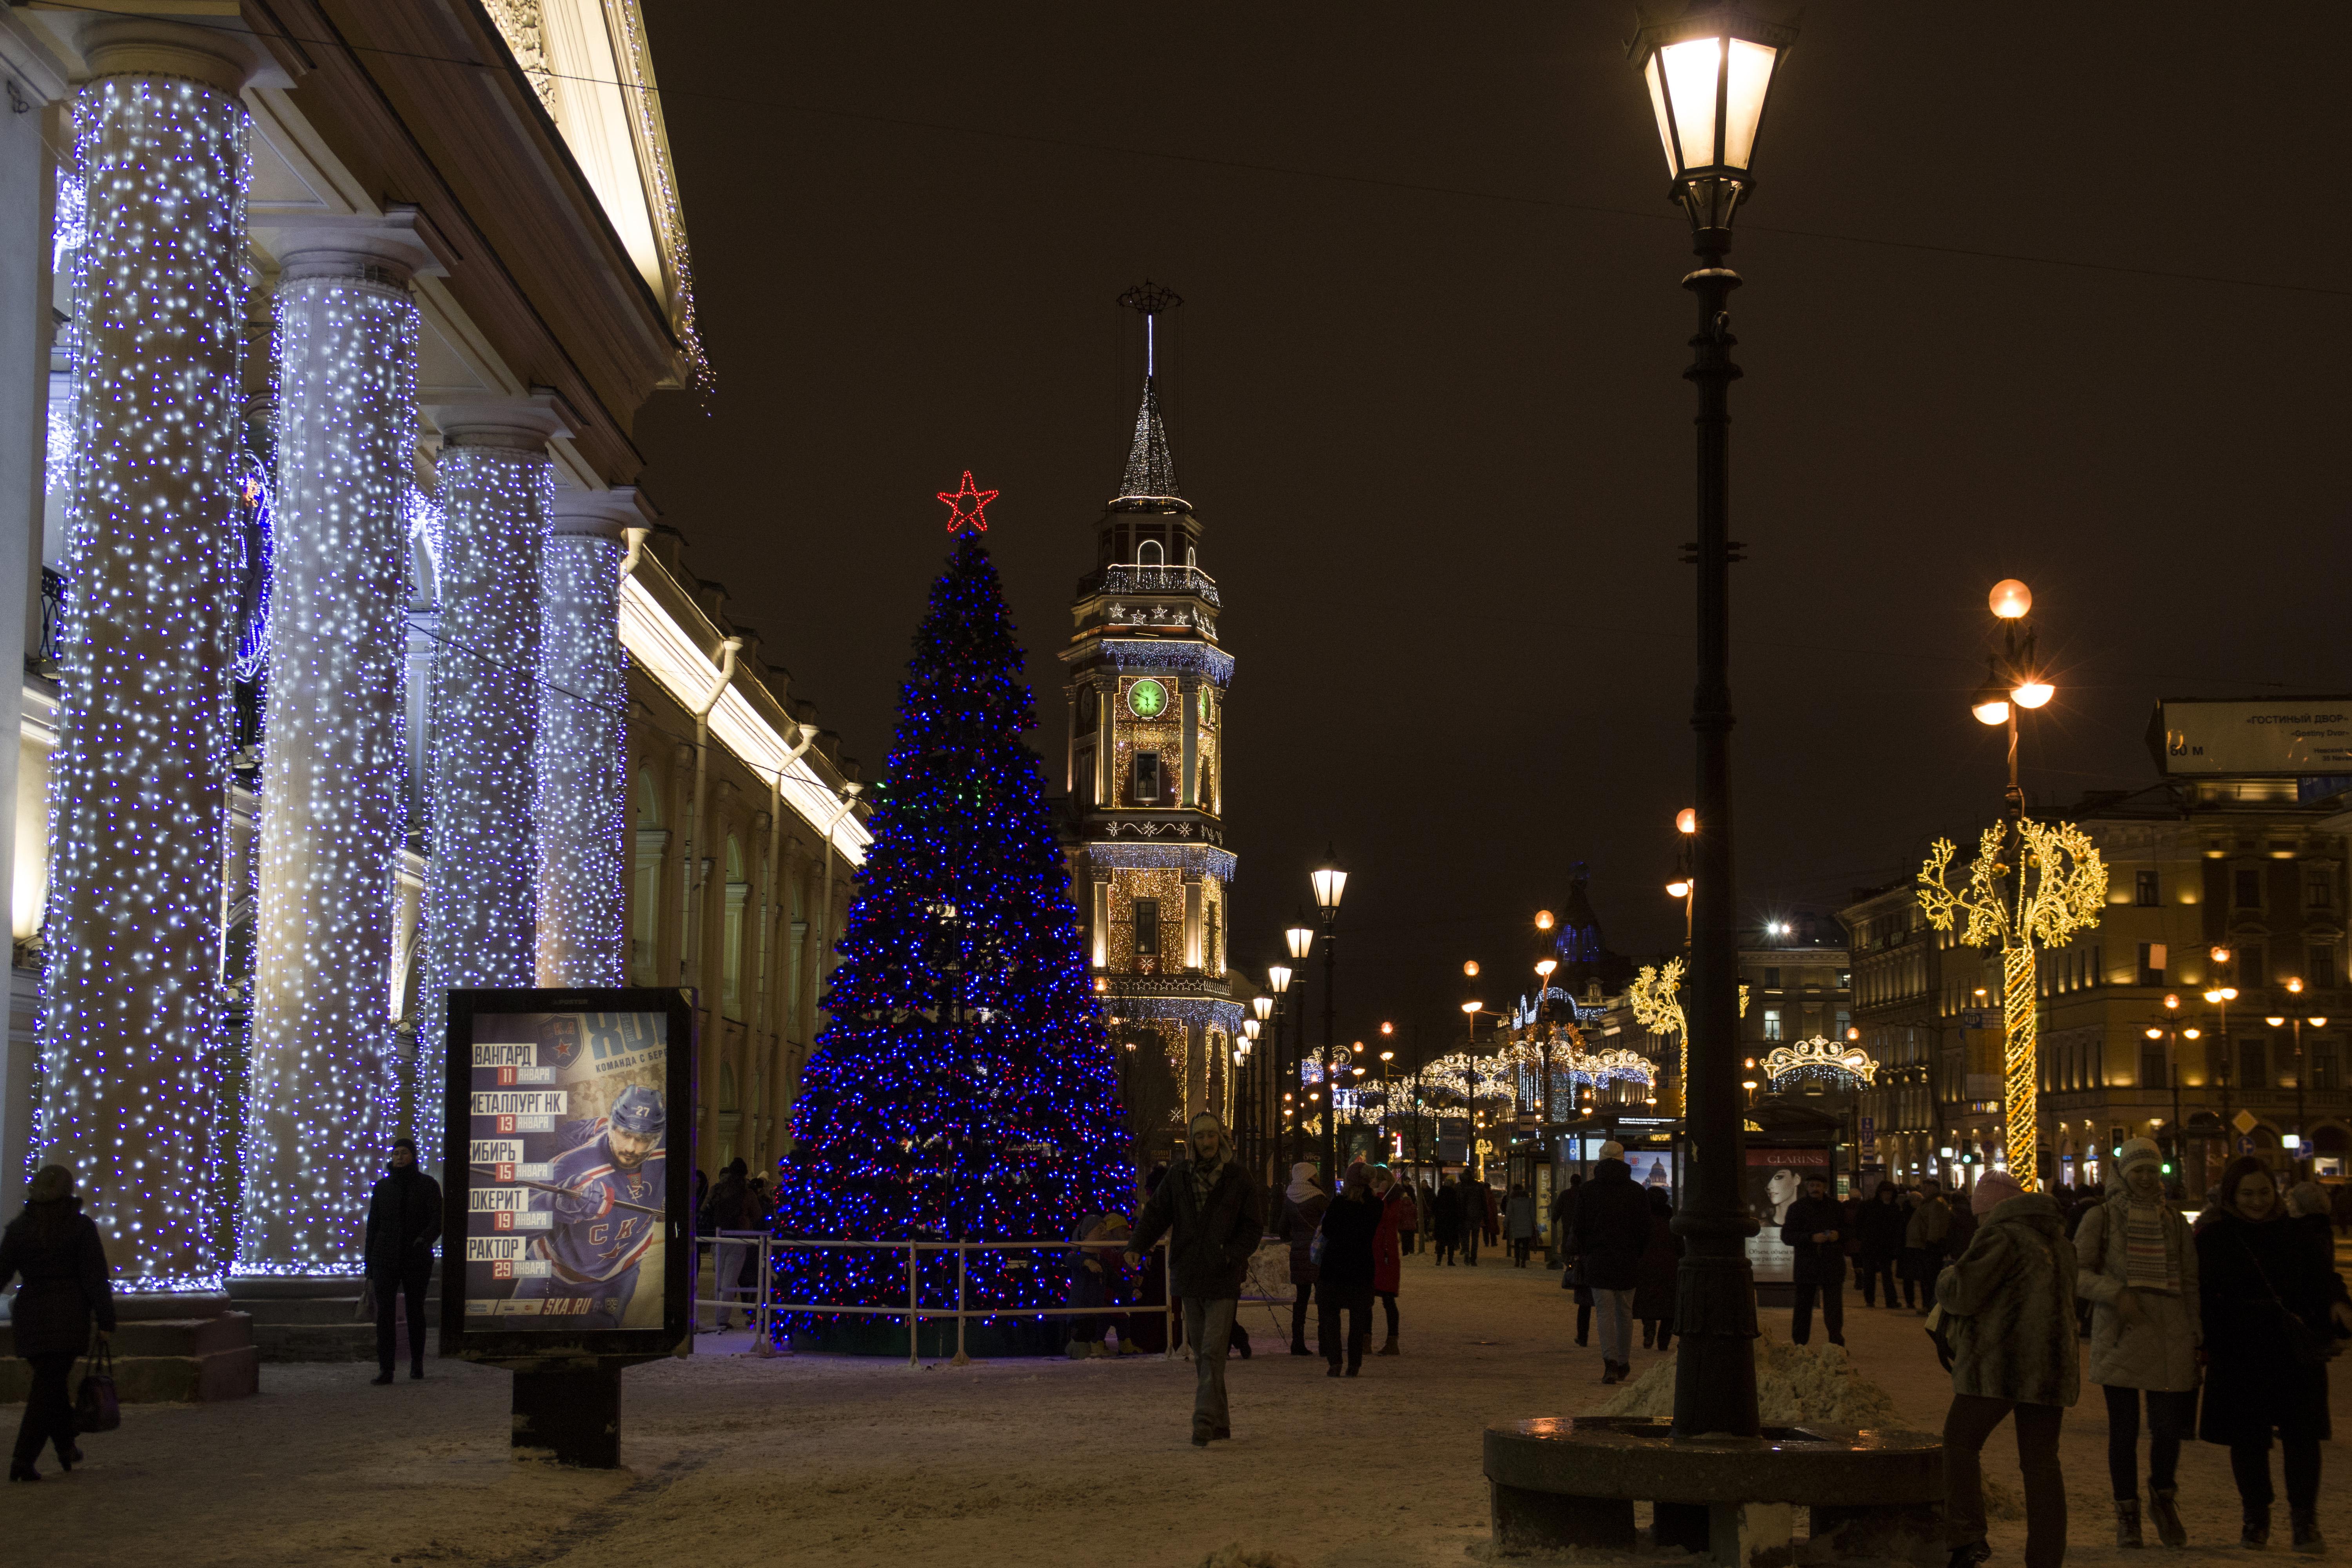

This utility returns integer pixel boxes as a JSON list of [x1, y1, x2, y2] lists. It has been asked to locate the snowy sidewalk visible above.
[[6, 1249, 2346, 1567]]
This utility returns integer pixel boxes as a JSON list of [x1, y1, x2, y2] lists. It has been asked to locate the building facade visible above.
[[0, 3, 867, 1315], [1059, 375, 1242, 1148]]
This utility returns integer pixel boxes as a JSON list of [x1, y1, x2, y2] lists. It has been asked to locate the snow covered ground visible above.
[[7, 1249, 2347, 1568]]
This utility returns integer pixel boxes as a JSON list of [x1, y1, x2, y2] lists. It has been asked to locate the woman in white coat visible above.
[[2074, 1136, 2200, 1548]]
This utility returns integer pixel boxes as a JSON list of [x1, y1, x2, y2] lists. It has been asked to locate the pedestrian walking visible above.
[[1480, 1175, 1501, 1252], [1461, 1174, 1486, 1266], [1505, 1183, 1537, 1266], [1370, 1164, 1413, 1356], [1316, 1168, 1380, 1377], [1782, 1174, 1847, 1347], [702, 1157, 753, 1330], [1278, 1161, 1329, 1358], [2196, 1154, 2352, 1552], [1064, 1212, 1130, 1358], [363, 1137, 442, 1385], [2, 1165, 115, 1482], [1570, 1141, 1651, 1385], [1125, 1112, 1262, 1446], [1632, 1185, 1680, 1352], [1398, 1170, 1420, 1256], [1935, 1169, 2078, 1568], [1902, 1176, 1953, 1313], [1855, 1180, 1906, 1308], [2074, 1136, 2199, 1547], [1432, 1172, 1464, 1266]]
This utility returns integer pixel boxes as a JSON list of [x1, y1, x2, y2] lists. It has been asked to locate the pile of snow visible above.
[[1596, 1332, 1899, 1430]]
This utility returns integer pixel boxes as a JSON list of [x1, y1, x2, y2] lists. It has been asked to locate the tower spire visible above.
[[1115, 280, 1182, 501]]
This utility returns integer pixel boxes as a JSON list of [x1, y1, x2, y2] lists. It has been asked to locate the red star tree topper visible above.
[[935, 470, 999, 534]]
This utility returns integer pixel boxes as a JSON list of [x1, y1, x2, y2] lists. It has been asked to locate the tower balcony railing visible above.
[[1076, 563, 1221, 608]]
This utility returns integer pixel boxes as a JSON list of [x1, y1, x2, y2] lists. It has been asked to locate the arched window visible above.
[[1137, 538, 1163, 566], [631, 767, 666, 984], [718, 1060, 739, 1113], [722, 835, 749, 1020]]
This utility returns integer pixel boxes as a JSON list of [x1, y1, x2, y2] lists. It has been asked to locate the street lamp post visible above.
[[1310, 855, 1347, 1181], [1626, 0, 1803, 1442], [1283, 923, 1313, 1167], [2272, 978, 2327, 1177]]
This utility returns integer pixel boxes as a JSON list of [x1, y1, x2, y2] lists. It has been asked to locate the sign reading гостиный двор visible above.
[[2155, 697, 2352, 776]]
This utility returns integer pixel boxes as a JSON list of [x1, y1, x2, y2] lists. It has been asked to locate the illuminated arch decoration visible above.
[[1761, 1034, 1877, 1089]]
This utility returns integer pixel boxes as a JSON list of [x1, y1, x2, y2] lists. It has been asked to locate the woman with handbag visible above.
[[2074, 1137, 2200, 1547], [0, 1163, 116, 1481], [2195, 1155, 2352, 1552]]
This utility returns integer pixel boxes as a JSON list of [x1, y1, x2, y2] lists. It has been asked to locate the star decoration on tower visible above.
[[935, 471, 999, 534]]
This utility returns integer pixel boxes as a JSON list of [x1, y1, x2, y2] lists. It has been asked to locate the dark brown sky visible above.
[[632, 1, 2351, 1058]]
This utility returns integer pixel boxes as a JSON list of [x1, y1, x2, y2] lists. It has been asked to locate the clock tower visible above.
[[1062, 302, 1241, 1140]]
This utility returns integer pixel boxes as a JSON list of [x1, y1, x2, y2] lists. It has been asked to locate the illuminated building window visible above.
[[2137, 942, 2167, 987], [2135, 870, 2160, 907], [1134, 898, 1160, 957], [1762, 1008, 1783, 1042], [1132, 750, 1162, 803]]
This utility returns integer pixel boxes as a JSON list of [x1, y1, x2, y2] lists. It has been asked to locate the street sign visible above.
[[2231, 1109, 2259, 1135]]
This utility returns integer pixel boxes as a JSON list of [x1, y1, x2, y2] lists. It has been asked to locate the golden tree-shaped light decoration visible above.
[[1629, 958, 1687, 1112], [1917, 818, 2107, 1190]]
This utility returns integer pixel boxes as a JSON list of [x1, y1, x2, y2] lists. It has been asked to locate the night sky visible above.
[[632, 2, 2350, 1062]]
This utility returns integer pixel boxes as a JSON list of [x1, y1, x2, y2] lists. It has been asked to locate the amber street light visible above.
[[1535, 909, 1556, 932], [1464, 959, 1481, 978]]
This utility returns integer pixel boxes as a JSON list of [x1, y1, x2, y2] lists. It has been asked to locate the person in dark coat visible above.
[[1902, 1178, 1953, 1312], [1781, 1174, 1848, 1346], [703, 1157, 752, 1330], [1570, 1143, 1651, 1384], [1277, 1161, 1329, 1357], [2196, 1156, 2352, 1552], [1126, 1112, 1262, 1446], [1855, 1180, 1906, 1308], [1432, 1173, 1465, 1265], [1462, 1176, 1490, 1265], [363, 1137, 443, 1385], [1315, 1170, 1381, 1377], [1554, 1174, 1591, 1343], [2, 1165, 115, 1482], [1632, 1186, 1681, 1352]]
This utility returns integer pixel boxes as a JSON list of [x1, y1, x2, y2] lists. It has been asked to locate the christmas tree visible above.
[[776, 510, 1127, 1338]]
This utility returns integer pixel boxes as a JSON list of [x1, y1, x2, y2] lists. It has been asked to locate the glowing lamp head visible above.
[[2010, 678, 2054, 710], [2211, 946, 2232, 965], [2144, 1027, 2162, 1040], [1971, 667, 2012, 727], [2164, 993, 2179, 1010], [1677, 807, 1698, 835], [1380, 1049, 1394, 1062], [2267, 1016, 2287, 1028], [1242, 1019, 1262, 1042], [1380, 1020, 1394, 1035], [1463, 960, 1480, 977], [1267, 962, 1293, 994], [1310, 855, 1347, 912], [2288, 977, 2305, 995], [2203, 990, 2223, 1004], [2184, 1027, 2200, 1040], [1535, 909, 1555, 931], [1285, 924, 1314, 961], [1988, 579, 2032, 620], [2312, 1017, 2330, 1028], [2221, 987, 2238, 1002], [1666, 879, 1692, 899], [1630, 1, 1799, 235], [1461, 1000, 1481, 1016], [1252, 995, 1274, 1021], [1535, 958, 1558, 979]]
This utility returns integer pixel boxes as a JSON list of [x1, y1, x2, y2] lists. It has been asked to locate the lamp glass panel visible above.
[[1972, 697, 2011, 726], [1721, 40, 1777, 169], [1661, 38, 1724, 172], [1644, 56, 1679, 174], [1311, 867, 1348, 909]]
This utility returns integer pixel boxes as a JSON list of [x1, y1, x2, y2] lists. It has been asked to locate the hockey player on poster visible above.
[[512, 1085, 668, 1329]]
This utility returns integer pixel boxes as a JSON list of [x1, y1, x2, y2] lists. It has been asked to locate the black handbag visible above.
[[74, 1338, 121, 1432], [2238, 1232, 2335, 1368]]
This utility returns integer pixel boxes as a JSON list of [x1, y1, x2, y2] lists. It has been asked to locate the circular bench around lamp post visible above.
[[1484, 1416, 1944, 1565]]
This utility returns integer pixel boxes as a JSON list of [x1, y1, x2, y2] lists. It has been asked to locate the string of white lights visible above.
[[535, 528, 627, 985], [239, 268, 419, 1276], [40, 75, 251, 1293], [416, 438, 550, 1172]]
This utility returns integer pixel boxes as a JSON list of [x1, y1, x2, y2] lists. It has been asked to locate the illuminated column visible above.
[[416, 400, 561, 1168], [38, 29, 253, 1291], [535, 488, 639, 987], [239, 232, 426, 1275]]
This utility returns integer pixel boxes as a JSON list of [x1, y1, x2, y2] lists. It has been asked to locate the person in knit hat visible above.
[[1935, 1168, 2078, 1568], [2074, 1135, 2199, 1546]]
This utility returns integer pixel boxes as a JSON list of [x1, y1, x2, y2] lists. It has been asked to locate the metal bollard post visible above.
[[952, 1243, 970, 1367], [907, 1241, 920, 1367]]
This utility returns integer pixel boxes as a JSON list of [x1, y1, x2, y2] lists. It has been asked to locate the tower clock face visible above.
[[1126, 678, 1169, 719]]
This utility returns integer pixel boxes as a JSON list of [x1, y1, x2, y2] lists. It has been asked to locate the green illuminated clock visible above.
[[1126, 678, 1169, 719]]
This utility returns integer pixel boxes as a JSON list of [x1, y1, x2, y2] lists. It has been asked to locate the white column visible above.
[[535, 488, 640, 987], [0, 12, 67, 1220], [38, 25, 254, 1291], [415, 398, 564, 1170], [238, 227, 429, 1275]]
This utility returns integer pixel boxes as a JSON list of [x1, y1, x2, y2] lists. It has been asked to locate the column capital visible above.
[[428, 387, 575, 453], [260, 204, 455, 287], [549, 484, 658, 543], [41, 9, 282, 95]]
